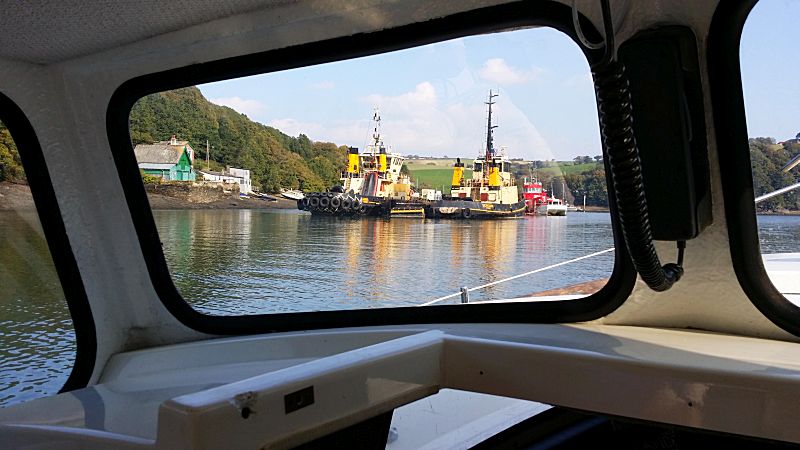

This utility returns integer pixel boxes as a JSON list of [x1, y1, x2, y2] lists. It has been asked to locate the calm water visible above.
[[159, 210, 615, 314], [2, 210, 799, 407]]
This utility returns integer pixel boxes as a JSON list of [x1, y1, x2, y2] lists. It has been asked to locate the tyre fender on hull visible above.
[[461, 208, 471, 219]]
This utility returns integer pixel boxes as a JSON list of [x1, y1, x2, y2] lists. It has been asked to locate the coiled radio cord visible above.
[[588, 0, 685, 291]]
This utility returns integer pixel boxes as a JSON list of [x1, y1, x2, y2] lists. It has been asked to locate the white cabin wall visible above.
[[3, 0, 795, 386], [580, 1, 797, 340], [0, 0, 525, 382]]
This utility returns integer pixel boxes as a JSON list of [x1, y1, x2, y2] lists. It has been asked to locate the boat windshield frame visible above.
[[104, 1, 636, 335], [709, 0, 800, 338], [0, 92, 97, 392]]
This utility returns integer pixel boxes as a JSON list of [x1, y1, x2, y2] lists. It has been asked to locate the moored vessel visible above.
[[537, 197, 568, 216], [297, 109, 423, 217], [428, 91, 526, 219], [522, 178, 568, 216]]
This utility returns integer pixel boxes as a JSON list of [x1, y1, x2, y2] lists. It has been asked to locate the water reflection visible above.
[[155, 210, 616, 314], [757, 215, 800, 254], [0, 211, 74, 407], [4, 210, 799, 408]]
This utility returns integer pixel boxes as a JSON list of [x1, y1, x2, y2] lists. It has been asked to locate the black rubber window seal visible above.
[[708, 0, 800, 337], [106, 0, 636, 336], [0, 92, 97, 392]]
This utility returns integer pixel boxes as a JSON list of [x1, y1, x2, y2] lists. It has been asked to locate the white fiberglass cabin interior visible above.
[[2, 0, 800, 448]]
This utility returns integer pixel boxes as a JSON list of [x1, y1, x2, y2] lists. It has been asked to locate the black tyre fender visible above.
[[309, 196, 320, 207], [319, 196, 330, 208], [330, 196, 342, 209], [461, 208, 471, 219]]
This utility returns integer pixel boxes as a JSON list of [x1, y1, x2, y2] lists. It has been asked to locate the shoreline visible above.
[[3, 182, 800, 215], [0, 181, 298, 211]]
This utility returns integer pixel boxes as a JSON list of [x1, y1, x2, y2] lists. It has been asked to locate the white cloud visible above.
[[267, 81, 554, 161], [563, 73, 593, 87], [310, 81, 335, 90], [478, 58, 541, 85], [267, 118, 365, 144], [209, 96, 266, 117]]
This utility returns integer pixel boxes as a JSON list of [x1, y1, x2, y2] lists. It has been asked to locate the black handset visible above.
[[590, 0, 710, 291], [617, 26, 712, 241]]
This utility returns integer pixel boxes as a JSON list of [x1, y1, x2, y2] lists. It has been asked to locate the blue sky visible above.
[[741, 0, 800, 142], [199, 2, 796, 160]]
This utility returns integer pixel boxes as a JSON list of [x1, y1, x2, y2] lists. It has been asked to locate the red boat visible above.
[[522, 178, 549, 215]]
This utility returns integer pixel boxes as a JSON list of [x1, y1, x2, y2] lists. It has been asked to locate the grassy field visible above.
[[405, 158, 603, 189], [407, 166, 473, 190], [536, 162, 601, 177]]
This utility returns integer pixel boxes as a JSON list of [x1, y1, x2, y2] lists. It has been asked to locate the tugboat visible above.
[[522, 178, 567, 216], [298, 109, 423, 217], [427, 91, 526, 219]]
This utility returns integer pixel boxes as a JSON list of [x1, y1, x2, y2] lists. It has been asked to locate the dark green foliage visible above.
[[0, 121, 25, 183], [564, 168, 608, 207], [128, 87, 345, 192], [750, 137, 799, 212]]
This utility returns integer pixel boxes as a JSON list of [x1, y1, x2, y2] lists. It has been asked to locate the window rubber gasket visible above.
[[106, 0, 636, 336], [708, 0, 800, 337], [0, 92, 97, 392]]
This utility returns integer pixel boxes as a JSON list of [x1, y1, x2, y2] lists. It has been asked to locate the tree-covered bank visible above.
[[2, 99, 799, 212], [0, 122, 24, 183], [130, 87, 345, 193]]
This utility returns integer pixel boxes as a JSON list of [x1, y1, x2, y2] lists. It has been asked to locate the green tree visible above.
[[128, 87, 348, 193], [0, 122, 25, 183]]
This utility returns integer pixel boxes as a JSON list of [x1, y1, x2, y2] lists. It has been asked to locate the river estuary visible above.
[[1, 210, 799, 406]]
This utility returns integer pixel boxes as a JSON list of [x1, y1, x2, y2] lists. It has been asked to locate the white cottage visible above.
[[197, 167, 252, 195]]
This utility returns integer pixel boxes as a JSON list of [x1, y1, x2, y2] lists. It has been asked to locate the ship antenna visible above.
[[372, 107, 382, 148]]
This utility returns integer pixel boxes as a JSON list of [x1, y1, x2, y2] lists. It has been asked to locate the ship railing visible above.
[[419, 247, 615, 306]]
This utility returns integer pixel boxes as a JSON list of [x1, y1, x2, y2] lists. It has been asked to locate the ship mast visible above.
[[484, 90, 498, 184], [372, 108, 382, 149]]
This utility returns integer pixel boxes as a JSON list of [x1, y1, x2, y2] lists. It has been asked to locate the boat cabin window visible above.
[[741, 1, 800, 312], [0, 119, 75, 407], [122, 24, 620, 324]]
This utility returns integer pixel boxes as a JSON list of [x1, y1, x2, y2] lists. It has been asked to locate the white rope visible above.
[[419, 247, 615, 306]]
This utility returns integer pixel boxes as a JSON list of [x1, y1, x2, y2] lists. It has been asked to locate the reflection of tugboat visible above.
[[298, 109, 423, 217], [522, 178, 567, 216], [427, 91, 526, 219]]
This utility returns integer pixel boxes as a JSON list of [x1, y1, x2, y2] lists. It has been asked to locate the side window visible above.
[[128, 27, 616, 317], [0, 120, 75, 407], [741, 1, 800, 307]]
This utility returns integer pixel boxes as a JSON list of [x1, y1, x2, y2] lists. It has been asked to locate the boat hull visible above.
[[426, 199, 526, 219], [300, 193, 426, 217], [536, 204, 567, 216]]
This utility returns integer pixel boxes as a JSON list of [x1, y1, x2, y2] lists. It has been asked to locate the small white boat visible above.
[[281, 189, 305, 200], [537, 198, 567, 216]]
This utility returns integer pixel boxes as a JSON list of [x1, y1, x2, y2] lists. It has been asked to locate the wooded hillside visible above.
[[130, 87, 345, 192], [1, 94, 798, 212]]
